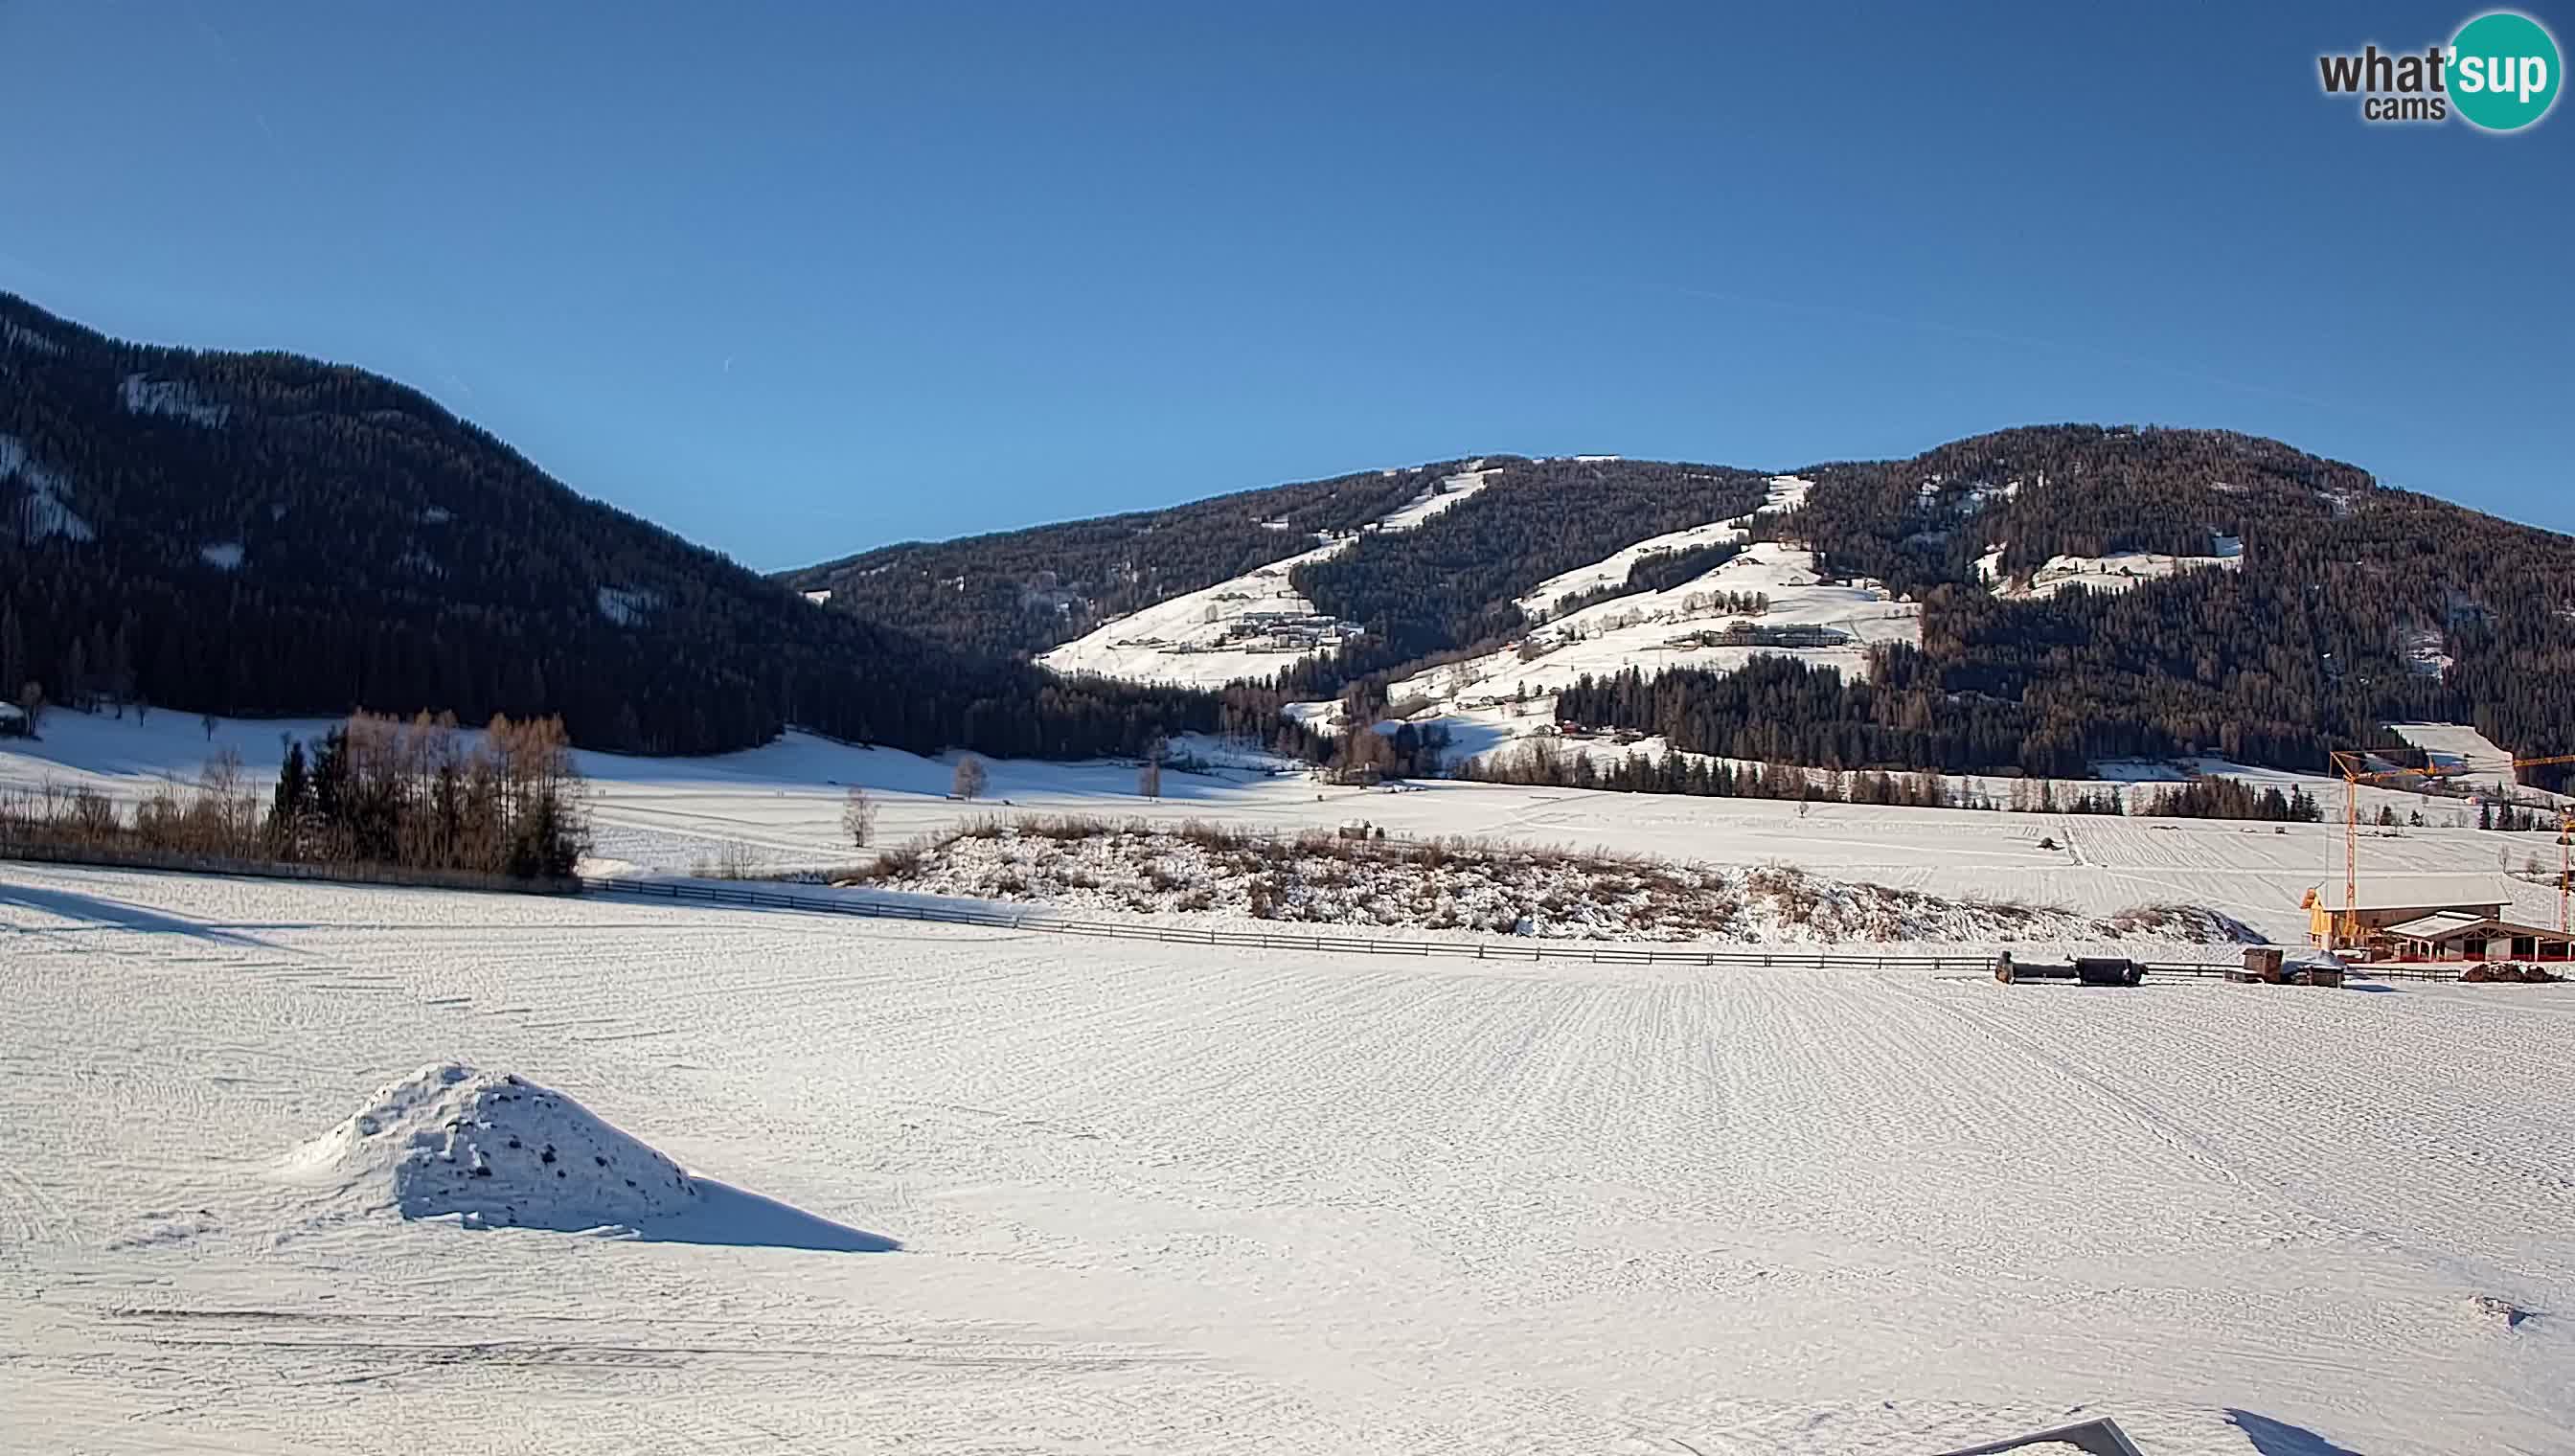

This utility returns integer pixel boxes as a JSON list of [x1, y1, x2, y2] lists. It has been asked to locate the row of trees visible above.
[[0, 711, 587, 879], [1457, 732, 2349, 825]]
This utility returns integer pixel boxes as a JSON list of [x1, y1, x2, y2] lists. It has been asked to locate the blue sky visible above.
[[2, 1, 2568, 569]]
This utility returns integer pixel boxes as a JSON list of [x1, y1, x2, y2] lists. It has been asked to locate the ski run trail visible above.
[[5, 863, 2571, 1454]]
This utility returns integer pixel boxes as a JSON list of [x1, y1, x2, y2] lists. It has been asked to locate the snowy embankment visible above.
[[1036, 464, 1498, 688], [854, 820, 2261, 945]]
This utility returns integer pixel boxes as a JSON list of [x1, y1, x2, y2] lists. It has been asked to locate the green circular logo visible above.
[[2450, 11, 2561, 131]]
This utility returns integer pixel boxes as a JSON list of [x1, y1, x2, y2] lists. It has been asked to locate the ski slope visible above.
[[3, 864, 2568, 1454], [1397, 541, 1921, 720], [1036, 466, 1497, 688]]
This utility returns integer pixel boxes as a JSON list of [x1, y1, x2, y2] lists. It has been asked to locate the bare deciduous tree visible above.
[[840, 785, 877, 847], [1138, 739, 1163, 800], [201, 710, 218, 741], [951, 755, 989, 802]]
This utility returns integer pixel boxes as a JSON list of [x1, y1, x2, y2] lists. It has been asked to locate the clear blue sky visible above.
[[3, 1, 2568, 569]]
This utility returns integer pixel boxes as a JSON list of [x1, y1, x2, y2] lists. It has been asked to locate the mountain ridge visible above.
[[0, 291, 1272, 759], [786, 426, 2575, 786]]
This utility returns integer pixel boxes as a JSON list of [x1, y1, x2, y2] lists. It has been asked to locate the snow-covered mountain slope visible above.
[[1985, 533, 2246, 601], [1513, 474, 1812, 622], [1386, 541, 1919, 744], [1037, 466, 1497, 687]]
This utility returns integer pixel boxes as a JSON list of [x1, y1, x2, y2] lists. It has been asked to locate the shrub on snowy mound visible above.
[[847, 817, 2262, 944], [280, 1063, 894, 1250]]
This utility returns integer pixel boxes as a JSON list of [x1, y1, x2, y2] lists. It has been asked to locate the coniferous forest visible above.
[[11, 290, 2572, 786], [0, 292, 1292, 759], [1561, 427, 2575, 791]]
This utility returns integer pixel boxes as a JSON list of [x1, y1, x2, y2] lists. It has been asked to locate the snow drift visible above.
[[281, 1063, 893, 1251]]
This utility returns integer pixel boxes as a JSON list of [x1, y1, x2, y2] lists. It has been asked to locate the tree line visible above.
[[0, 711, 588, 878]]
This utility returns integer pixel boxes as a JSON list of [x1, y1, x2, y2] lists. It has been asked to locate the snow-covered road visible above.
[[5, 865, 2569, 1453]]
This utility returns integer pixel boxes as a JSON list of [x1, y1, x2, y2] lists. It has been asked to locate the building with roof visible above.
[[2302, 888, 2504, 947], [2376, 910, 2572, 964]]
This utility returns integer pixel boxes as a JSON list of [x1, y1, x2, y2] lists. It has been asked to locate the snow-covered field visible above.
[[4, 864, 2569, 1453], [7, 708, 2565, 946], [2385, 721, 2555, 801]]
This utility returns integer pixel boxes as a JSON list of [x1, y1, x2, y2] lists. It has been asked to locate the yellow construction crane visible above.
[[2328, 749, 2575, 948]]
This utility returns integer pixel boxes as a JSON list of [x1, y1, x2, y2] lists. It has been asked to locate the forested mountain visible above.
[[14, 286, 2564, 784], [789, 454, 1773, 697], [0, 292, 1270, 758], [786, 425, 2575, 790], [1689, 425, 2575, 787], [780, 466, 1433, 657]]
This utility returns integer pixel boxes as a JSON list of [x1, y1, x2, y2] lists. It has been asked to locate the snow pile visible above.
[[198, 541, 244, 570], [280, 1063, 705, 1234], [119, 373, 232, 428], [859, 822, 2257, 944], [0, 432, 94, 541], [1039, 466, 1499, 689]]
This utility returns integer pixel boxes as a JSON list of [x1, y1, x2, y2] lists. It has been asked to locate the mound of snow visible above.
[[282, 1063, 705, 1234], [279, 1064, 897, 1251]]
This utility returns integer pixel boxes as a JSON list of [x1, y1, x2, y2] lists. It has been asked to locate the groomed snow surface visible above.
[[5, 864, 2568, 1453]]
